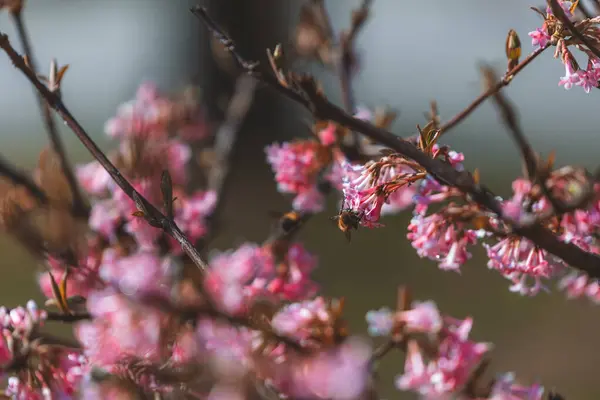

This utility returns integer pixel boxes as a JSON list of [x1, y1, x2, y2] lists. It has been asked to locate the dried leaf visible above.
[[36, 147, 72, 208], [294, 0, 333, 63]]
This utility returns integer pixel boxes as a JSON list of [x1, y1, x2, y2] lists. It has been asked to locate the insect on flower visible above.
[[330, 200, 363, 242]]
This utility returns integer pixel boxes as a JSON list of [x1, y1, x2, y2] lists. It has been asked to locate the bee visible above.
[[268, 210, 305, 235], [330, 201, 362, 242]]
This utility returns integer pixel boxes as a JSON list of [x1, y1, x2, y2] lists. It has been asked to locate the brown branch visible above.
[[191, 6, 600, 279], [336, 0, 373, 159], [485, 66, 595, 216], [0, 155, 48, 204], [0, 34, 210, 274], [135, 293, 308, 354], [548, 0, 600, 59], [483, 67, 539, 180], [439, 45, 548, 135], [45, 311, 91, 322], [201, 74, 257, 247], [11, 11, 88, 219]]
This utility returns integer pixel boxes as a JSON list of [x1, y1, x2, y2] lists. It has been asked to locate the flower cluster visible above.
[[366, 299, 544, 399], [528, 0, 600, 92]]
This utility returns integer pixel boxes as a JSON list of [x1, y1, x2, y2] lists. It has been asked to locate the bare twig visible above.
[[483, 67, 538, 180], [134, 293, 308, 354], [336, 0, 373, 158], [45, 311, 91, 322], [0, 33, 210, 273], [0, 155, 48, 204], [548, 0, 600, 59], [202, 74, 257, 245], [439, 45, 548, 135], [11, 11, 88, 218], [485, 66, 595, 216], [191, 6, 600, 279]]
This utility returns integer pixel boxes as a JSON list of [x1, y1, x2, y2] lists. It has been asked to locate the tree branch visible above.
[[11, 11, 89, 219], [191, 6, 600, 279], [201, 74, 257, 246], [0, 33, 210, 274], [439, 45, 548, 135]]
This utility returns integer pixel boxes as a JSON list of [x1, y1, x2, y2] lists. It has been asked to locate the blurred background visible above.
[[1, 0, 600, 398]]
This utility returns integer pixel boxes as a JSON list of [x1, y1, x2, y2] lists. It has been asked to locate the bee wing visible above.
[[344, 230, 352, 242]]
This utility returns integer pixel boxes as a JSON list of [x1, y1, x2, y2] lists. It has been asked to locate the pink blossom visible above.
[[75, 289, 164, 366], [278, 337, 371, 400], [399, 300, 443, 334], [408, 213, 477, 272], [172, 190, 217, 250], [76, 161, 112, 195], [528, 28, 550, 49], [558, 271, 600, 303], [342, 158, 417, 227], [396, 317, 491, 397], [88, 199, 122, 240], [484, 238, 561, 296], [365, 307, 394, 336], [99, 249, 174, 297], [559, 52, 581, 90], [489, 373, 544, 400], [205, 243, 318, 315], [271, 297, 330, 346], [39, 251, 104, 300]]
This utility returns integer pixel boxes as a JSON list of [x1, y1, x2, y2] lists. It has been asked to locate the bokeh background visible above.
[[1, 0, 599, 398]]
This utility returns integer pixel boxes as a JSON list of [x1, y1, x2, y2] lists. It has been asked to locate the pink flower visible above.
[[265, 141, 323, 195], [271, 297, 330, 346], [342, 158, 416, 227], [89, 199, 122, 240], [265, 140, 331, 212], [99, 249, 174, 297], [489, 373, 545, 400], [484, 237, 561, 296], [396, 317, 491, 397], [408, 213, 477, 272], [528, 28, 550, 49], [205, 243, 318, 315], [365, 307, 394, 336], [172, 190, 217, 250], [279, 337, 372, 400], [75, 289, 164, 366], [76, 161, 112, 195], [399, 301, 443, 334], [558, 271, 600, 303], [559, 52, 581, 90]]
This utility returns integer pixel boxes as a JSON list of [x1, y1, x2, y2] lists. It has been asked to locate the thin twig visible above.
[[0, 33, 210, 274], [485, 66, 595, 216], [439, 45, 548, 135], [202, 74, 257, 245], [0, 155, 48, 204], [11, 11, 88, 219], [336, 0, 373, 159], [135, 293, 308, 354], [45, 311, 91, 322], [191, 7, 600, 279], [548, 0, 600, 59]]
